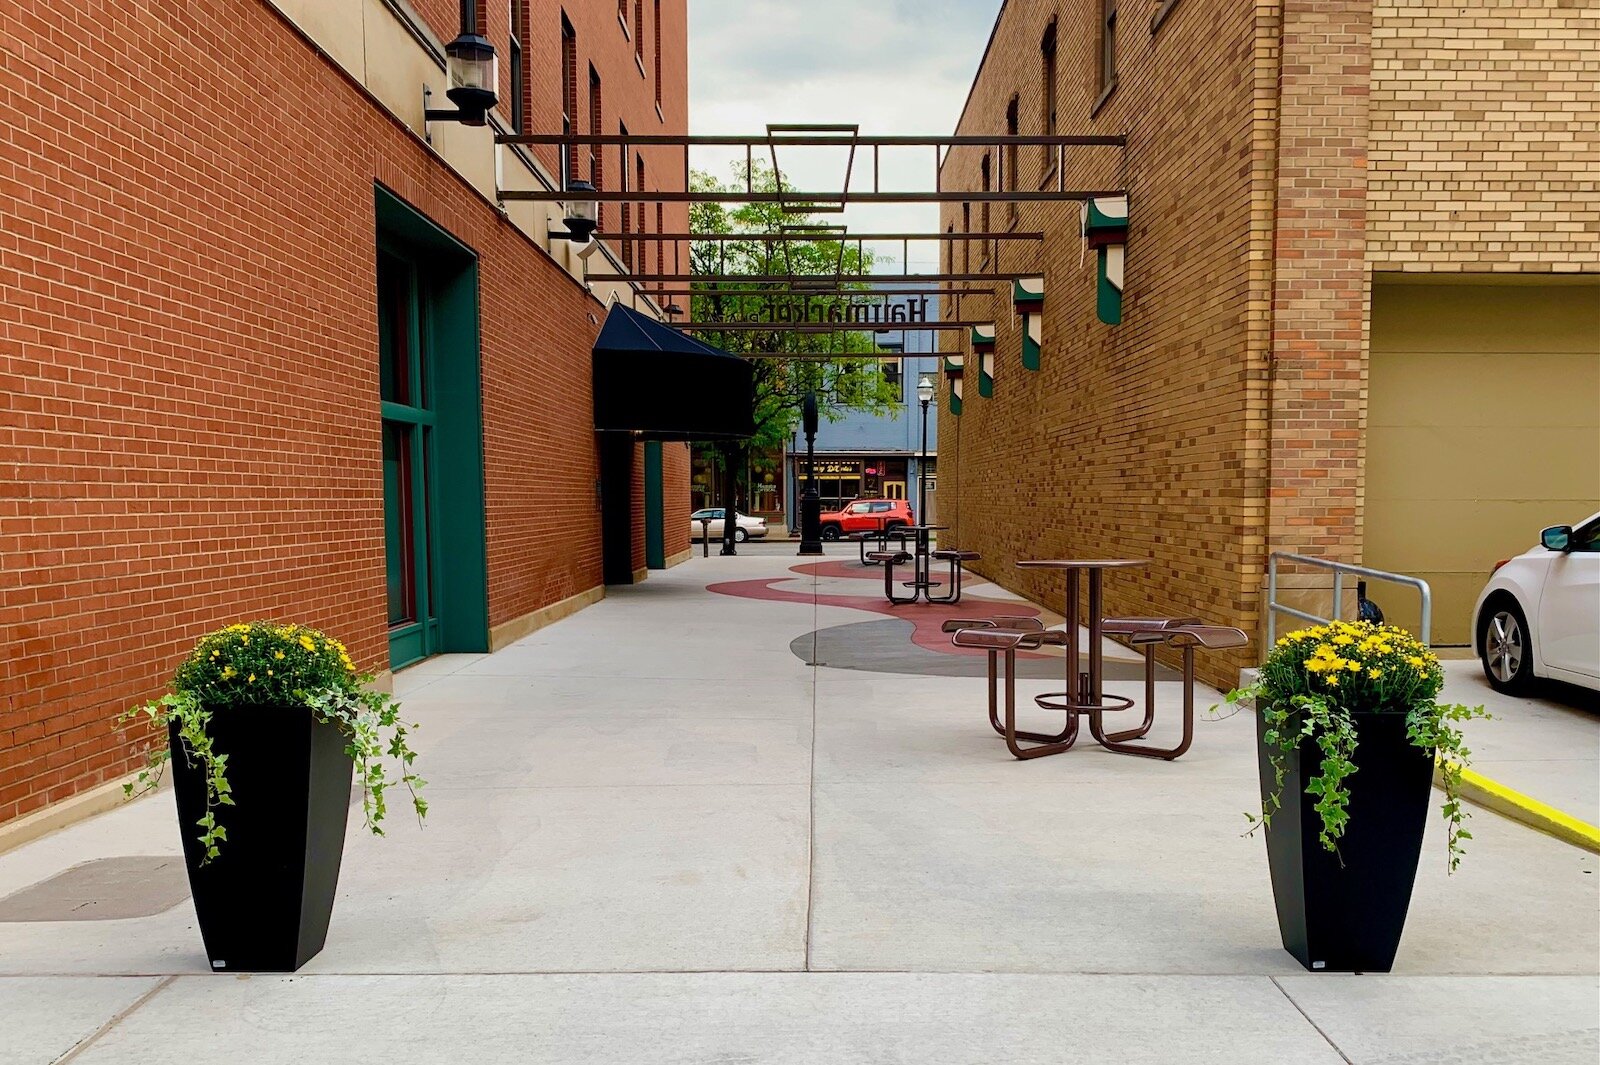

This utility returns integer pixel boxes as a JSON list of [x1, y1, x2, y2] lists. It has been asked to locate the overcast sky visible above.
[[689, 0, 1002, 270]]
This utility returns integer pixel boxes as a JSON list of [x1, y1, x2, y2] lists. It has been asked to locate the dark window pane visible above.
[[377, 252, 411, 405], [384, 423, 416, 626]]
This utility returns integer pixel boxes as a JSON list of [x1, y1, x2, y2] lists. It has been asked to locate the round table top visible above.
[[1016, 559, 1148, 570]]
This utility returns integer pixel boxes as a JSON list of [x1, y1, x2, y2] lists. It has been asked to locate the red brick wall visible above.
[[0, 0, 688, 824], [662, 442, 691, 558]]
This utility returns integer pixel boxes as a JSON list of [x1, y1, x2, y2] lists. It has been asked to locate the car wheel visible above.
[[820, 524, 841, 541], [1479, 597, 1535, 694], [734, 527, 748, 543]]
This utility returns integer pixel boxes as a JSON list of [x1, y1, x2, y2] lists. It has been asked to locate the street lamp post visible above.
[[916, 372, 935, 526], [798, 391, 823, 555]]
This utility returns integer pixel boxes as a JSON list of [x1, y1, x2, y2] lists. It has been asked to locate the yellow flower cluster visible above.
[[175, 621, 364, 702], [1267, 620, 1440, 704]]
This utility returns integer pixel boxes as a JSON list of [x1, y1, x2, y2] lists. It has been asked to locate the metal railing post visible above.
[[1265, 552, 1434, 647]]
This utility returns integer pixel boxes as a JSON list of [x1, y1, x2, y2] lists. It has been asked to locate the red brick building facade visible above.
[[1, 0, 693, 826]]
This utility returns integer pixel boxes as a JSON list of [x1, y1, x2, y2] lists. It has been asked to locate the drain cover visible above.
[[0, 856, 190, 922]]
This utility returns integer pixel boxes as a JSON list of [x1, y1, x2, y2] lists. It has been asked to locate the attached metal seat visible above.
[[853, 528, 910, 565], [943, 615, 1248, 762]]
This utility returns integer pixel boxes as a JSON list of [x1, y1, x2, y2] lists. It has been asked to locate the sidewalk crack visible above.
[[54, 975, 176, 1064], [1271, 976, 1354, 1064]]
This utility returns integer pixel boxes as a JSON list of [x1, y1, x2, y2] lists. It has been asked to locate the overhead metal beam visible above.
[[497, 132, 1125, 148], [652, 288, 996, 299], [593, 231, 1045, 242], [619, 272, 1035, 283], [501, 189, 1119, 204], [682, 321, 987, 333]]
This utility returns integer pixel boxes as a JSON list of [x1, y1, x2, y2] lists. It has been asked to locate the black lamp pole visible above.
[[720, 442, 738, 556], [918, 392, 930, 525], [798, 391, 823, 555]]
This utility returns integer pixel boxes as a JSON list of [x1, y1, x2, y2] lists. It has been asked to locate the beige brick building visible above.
[[938, 0, 1599, 684]]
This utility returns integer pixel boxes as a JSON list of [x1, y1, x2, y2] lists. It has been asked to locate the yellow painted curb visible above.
[[1435, 760, 1600, 855]]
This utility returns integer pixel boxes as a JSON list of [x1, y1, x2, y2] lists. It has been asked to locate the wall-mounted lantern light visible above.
[[425, 6, 498, 127], [556, 180, 599, 242]]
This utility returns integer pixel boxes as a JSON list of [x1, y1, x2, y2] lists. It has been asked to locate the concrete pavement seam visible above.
[[51, 975, 176, 1065], [804, 558, 819, 973], [1436, 760, 1600, 855], [1270, 976, 1356, 1065]]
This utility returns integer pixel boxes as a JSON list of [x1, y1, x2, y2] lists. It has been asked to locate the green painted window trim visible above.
[[376, 185, 490, 669], [644, 441, 665, 569]]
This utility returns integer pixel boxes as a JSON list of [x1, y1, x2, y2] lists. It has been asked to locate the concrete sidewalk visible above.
[[2, 549, 1596, 1064]]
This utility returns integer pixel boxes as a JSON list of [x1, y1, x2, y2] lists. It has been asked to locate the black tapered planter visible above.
[[168, 705, 354, 972], [1257, 707, 1434, 972]]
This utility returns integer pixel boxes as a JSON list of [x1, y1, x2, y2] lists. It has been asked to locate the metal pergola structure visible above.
[[504, 128, 1125, 344], [496, 127, 1124, 207]]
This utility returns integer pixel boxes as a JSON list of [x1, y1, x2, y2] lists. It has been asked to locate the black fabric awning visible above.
[[592, 305, 755, 441]]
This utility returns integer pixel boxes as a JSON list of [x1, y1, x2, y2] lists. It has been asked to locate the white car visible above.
[[1472, 510, 1600, 694], [689, 508, 768, 543]]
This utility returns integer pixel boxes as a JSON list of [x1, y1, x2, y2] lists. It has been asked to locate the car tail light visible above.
[[1490, 559, 1510, 574]]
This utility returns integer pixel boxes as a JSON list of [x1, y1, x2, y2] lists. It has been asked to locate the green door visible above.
[[378, 249, 438, 668]]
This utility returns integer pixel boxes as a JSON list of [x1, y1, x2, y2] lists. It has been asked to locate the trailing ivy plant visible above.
[[121, 623, 426, 862], [1220, 620, 1486, 872]]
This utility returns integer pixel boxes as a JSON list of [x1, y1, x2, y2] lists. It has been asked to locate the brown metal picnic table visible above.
[[880, 524, 948, 604], [1008, 559, 1149, 755]]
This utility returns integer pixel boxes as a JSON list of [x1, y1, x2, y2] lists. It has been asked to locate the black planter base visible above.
[[169, 705, 354, 972], [1258, 708, 1434, 973]]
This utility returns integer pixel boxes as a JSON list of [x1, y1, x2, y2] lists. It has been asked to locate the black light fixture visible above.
[[425, 4, 498, 126], [665, 301, 685, 317], [553, 179, 599, 244]]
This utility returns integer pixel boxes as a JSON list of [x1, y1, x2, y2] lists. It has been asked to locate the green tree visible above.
[[690, 163, 901, 523]]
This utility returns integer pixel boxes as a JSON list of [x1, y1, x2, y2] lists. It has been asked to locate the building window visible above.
[[508, 3, 525, 134], [653, 0, 663, 110], [634, 1, 644, 60], [979, 154, 992, 263], [655, 202, 665, 288], [961, 202, 971, 271], [1099, 1, 1119, 98], [882, 358, 902, 396], [1040, 20, 1057, 175], [620, 123, 632, 268], [560, 16, 576, 188], [590, 67, 604, 228], [1005, 95, 1019, 222], [635, 153, 646, 273]]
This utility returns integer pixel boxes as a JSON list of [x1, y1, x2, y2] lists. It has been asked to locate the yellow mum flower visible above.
[[1345, 660, 1361, 672], [221, 666, 236, 679], [1407, 655, 1425, 667], [1368, 668, 1382, 679], [1333, 634, 1354, 646], [299, 635, 316, 652], [274, 651, 285, 660], [247, 673, 256, 683], [1328, 676, 1340, 687], [1305, 658, 1326, 672]]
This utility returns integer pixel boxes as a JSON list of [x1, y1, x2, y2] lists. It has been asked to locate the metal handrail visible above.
[[1267, 553, 1433, 646]]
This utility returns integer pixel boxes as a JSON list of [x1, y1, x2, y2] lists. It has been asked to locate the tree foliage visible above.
[[690, 163, 902, 457]]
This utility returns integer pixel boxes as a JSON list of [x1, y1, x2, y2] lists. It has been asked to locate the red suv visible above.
[[819, 498, 915, 540]]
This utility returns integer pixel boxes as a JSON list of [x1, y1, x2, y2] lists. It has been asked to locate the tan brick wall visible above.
[[1369, 0, 1600, 271], [940, 0, 1270, 687], [1266, 0, 1372, 564]]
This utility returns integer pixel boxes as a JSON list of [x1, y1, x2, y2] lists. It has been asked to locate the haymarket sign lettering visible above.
[[716, 296, 930, 326]]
